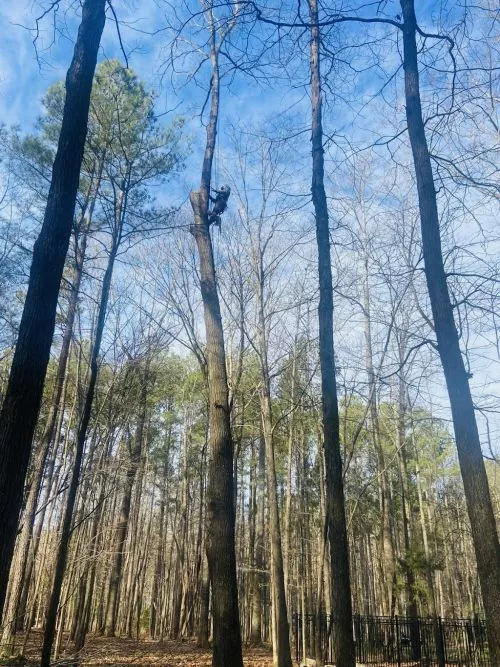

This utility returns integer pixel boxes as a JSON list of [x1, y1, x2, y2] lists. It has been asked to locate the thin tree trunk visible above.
[[413, 439, 445, 663], [68, 422, 105, 644], [21, 357, 79, 651], [41, 238, 118, 667], [308, 0, 355, 664], [400, 1, 500, 660], [197, 555, 210, 648], [253, 241, 291, 666], [360, 211, 396, 618], [1, 204, 93, 652], [0, 0, 106, 613], [284, 337, 298, 599], [170, 409, 190, 639], [104, 359, 150, 636], [250, 436, 265, 646], [195, 435, 208, 647], [188, 28, 243, 665], [413, 432, 438, 617], [151, 479, 166, 641], [395, 378, 420, 659], [73, 463, 108, 651], [260, 390, 292, 667]]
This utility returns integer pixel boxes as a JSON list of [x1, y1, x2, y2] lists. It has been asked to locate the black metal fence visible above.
[[292, 613, 489, 665]]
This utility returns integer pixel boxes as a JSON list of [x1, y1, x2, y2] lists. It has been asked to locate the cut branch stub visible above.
[[189, 189, 209, 232]]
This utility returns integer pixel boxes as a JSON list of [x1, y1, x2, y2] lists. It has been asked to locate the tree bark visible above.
[[260, 389, 292, 667], [197, 555, 210, 648], [1, 185, 95, 651], [400, 1, 500, 661], [189, 206, 242, 665], [41, 237, 118, 667], [360, 209, 396, 618], [104, 359, 150, 637], [188, 33, 243, 666], [250, 436, 265, 646], [252, 224, 291, 666], [0, 0, 106, 614], [73, 452, 108, 651], [395, 375, 420, 659], [284, 335, 298, 600], [308, 0, 355, 664]]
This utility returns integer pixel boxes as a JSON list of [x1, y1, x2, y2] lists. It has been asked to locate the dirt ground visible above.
[[1, 633, 275, 667], [81, 636, 274, 666]]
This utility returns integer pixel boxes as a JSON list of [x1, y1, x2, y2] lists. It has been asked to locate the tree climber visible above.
[[208, 184, 231, 228]]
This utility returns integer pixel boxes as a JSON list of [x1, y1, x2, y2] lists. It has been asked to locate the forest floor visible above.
[[1, 633, 275, 666], [2, 635, 463, 666], [81, 636, 275, 666]]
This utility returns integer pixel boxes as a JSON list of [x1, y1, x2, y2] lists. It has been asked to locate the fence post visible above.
[[466, 618, 474, 659], [293, 612, 487, 667], [294, 613, 299, 664], [302, 613, 307, 664], [395, 615, 401, 667], [312, 613, 316, 665], [353, 613, 360, 663], [437, 616, 446, 667]]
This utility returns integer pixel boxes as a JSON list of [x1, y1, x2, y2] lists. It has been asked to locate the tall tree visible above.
[[0, 0, 107, 615], [187, 2, 244, 665], [230, 135, 294, 667], [39, 60, 184, 665], [1, 102, 102, 651], [399, 0, 500, 660], [307, 0, 356, 664]]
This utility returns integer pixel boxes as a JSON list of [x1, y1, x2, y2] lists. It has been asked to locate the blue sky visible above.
[[0, 0, 443, 163], [0, 0, 457, 132], [1, 0, 317, 208], [1, 1, 161, 131]]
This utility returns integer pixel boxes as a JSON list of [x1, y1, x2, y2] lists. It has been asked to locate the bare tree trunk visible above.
[[197, 555, 210, 648], [195, 436, 208, 647], [170, 409, 190, 639], [0, 0, 106, 613], [104, 360, 150, 636], [308, 0, 355, 664], [41, 239, 118, 667], [395, 375, 420, 659], [73, 460, 108, 651], [188, 30, 243, 665], [20, 359, 79, 651], [413, 434, 445, 663], [250, 436, 265, 646], [189, 209, 243, 665], [400, 1, 500, 660], [151, 468, 166, 641], [251, 236, 291, 666], [68, 418, 108, 645], [360, 212, 396, 618], [22, 368, 72, 630], [412, 427, 439, 617], [260, 390, 292, 667], [1, 202, 93, 652], [284, 336, 298, 599]]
